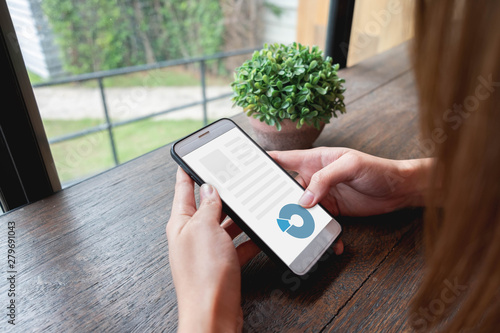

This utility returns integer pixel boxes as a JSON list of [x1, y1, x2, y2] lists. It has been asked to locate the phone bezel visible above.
[[170, 118, 341, 275]]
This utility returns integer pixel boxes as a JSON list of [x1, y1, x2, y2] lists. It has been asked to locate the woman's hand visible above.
[[269, 148, 432, 216], [166, 168, 260, 333]]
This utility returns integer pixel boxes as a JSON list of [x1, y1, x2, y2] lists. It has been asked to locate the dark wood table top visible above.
[[0, 42, 424, 332]]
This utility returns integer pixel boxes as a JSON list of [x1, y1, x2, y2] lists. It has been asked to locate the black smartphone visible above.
[[170, 118, 341, 275]]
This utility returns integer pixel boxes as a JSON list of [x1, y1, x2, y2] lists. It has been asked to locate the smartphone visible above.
[[170, 118, 341, 275]]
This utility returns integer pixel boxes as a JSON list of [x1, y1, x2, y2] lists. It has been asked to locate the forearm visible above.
[[395, 158, 435, 207], [177, 290, 242, 333], [178, 310, 238, 333], [178, 311, 241, 333]]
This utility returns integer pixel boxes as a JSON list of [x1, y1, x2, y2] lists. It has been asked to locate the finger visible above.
[[268, 150, 309, 172], [222, 219, 244, 240], [191, 183, 222, 227], [332, 238, 344, 255], [299, 155, 358, 208], [171, 168, 197, 216], [167, 168, 197, 236], [236, 240, 261, 267], [295, 174, 307, 188]]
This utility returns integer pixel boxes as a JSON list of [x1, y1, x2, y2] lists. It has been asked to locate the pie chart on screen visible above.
[[277, 204, 315, 239]]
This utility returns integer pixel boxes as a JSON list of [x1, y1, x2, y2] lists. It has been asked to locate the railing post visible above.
[[200, 60, 208, 125], [98, 78, 119, 166]]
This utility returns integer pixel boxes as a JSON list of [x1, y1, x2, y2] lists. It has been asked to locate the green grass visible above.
[[101, 66, 232, 88], [43, 118, 207, 184], [27, 70, 44, 84], [48, 66, 233, 88], [43, 118, 103, 137], [103, 68, 201, 87]]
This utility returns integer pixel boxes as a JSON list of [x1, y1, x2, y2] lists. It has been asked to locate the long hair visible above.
[[411, 0, 500, 331]]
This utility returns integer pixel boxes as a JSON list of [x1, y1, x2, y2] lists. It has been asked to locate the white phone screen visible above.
[[183, 127, 333, 265]]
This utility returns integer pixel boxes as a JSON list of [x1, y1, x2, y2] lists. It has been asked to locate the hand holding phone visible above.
[[171, 119, 342, 275], [269, 148, 432, 216], [167, 168, 260, 332]]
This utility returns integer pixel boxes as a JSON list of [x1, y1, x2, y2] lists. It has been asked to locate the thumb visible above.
[[196, 183, 222, 225], [298, 157, 356, 208]]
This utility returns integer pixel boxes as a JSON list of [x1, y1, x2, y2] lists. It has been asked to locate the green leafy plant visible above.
[[42, 0, 225, 74], [231, 42, 346, 130]]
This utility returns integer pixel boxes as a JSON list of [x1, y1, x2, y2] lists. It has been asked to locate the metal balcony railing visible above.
[[33, 48, 259, 166]]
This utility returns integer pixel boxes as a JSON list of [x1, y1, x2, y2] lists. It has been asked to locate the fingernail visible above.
[[200, 183, 214, 201], [298, 190, 314, 207], [333, 242, 343, 255]]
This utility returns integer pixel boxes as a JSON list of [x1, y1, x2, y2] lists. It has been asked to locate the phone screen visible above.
[[182, 126, 333, 266]]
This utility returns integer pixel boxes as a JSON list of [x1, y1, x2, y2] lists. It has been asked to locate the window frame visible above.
[[0, 0, 60, 212], [0, 0, 355, 212], [325, 0, 356, 69]]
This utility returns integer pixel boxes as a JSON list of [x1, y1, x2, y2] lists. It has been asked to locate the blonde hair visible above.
[[411, 0, 500, 331]]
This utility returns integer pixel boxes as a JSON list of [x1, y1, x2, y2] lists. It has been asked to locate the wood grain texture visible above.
[[239, 44, 422, 332], [324, 220, 424, 332], [0, 42, 423, 332], [240, 211, 421, 332], [315, 70, 421, 159]]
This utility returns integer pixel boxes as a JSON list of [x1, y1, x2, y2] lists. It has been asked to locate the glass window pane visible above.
[[6, 0, 311, 187]]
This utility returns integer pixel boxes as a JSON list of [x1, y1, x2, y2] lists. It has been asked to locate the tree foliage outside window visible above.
[[42, 0, 226, 74]]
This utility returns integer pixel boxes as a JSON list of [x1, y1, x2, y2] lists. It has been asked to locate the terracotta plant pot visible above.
[[248, 116, 325, 151]]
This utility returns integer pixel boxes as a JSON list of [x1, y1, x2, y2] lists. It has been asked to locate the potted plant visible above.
[[231, 42, 346, 150]]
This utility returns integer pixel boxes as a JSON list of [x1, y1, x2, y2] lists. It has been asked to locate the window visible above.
[[1, 0, 311, 212], [5, 0, 411, 213]]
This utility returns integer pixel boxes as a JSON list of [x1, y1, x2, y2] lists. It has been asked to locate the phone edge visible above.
[[169, 118, 342, 276]]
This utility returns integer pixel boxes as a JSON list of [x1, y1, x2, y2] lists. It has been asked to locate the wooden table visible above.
[[0, 42, 424, 332]]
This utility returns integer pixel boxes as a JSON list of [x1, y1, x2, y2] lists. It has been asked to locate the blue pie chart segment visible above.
[[277, 218, 291, 232], [277, 204, 315, 239]]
